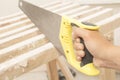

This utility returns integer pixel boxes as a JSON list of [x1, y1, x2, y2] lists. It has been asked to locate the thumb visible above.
[[93, 58, 104, 67], [72, 27, 89, 39]]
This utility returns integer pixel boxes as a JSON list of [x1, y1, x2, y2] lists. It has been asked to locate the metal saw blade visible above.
[[19, 0, 64, 54]]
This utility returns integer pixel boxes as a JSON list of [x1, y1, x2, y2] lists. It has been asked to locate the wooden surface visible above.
[[0, 1, 120, 80], [0, 12, 60, 79], [0, 10, 73, 80]]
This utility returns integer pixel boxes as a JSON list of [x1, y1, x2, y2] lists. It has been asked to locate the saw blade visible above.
[[19, 0, 64, 54]]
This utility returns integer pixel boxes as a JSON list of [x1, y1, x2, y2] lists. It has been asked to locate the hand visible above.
[[72, 27, 118, 69]]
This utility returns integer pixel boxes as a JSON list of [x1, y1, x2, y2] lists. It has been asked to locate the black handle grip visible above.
[[80, 38, 93, 67]]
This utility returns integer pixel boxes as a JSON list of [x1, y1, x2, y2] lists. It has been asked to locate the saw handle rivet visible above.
[[61, 36, 64, 39], [66, 50, 69, 53]]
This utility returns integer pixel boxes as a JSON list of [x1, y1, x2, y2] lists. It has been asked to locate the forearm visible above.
[[106, 45, 120, 70], [73, 28, 120, 70]]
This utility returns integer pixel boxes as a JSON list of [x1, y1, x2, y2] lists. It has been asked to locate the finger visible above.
[[75, 38, 80, 43], [72, 27, 89, 39], [72, 27, 77, 39], [72, 28, 79, 40], [72, 37, 80, 44], [76, 50, 85, 57], [72, 27, 82, 39], [74, 42, 84, 50], [76, 56, 82, 61]]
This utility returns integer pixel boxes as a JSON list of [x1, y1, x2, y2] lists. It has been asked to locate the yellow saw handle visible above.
[[59, 16, 100, 76]]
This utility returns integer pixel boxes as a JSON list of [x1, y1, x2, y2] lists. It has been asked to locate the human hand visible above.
[[72, 27, 117, 69]]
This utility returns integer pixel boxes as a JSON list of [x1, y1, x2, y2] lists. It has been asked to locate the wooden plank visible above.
[[0, 28, 39, 47], [0, 34, 45, 54], [0, 19, 31, 34], [0, 15, 27, 27], [74, 8, 106, 19], [53, 3, 80, 13], [42, 1, 61, 8], [0, 27, 49, 63], [83, 9, 113, 23], [0, 37, 48, 64], [0, 12, 23, 21], [0, 43, 59, 80], [61, 6, 90, 15], [100, 18, 120, 34], [71, 6, 102, 18], [96, 12, 120, 34], [47, 59, 59, 80], [96, 12, 120, 25], [78, 8, 112, 22], [0, 23, 34, 39], [47, 1, 72, 11]]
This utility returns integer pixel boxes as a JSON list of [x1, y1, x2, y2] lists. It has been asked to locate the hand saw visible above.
[[19, 0, 100, 76]]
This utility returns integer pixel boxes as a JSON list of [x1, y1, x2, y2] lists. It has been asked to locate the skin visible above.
[[72, 27, 120, 70]]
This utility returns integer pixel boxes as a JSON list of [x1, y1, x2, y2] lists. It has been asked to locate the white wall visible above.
[[0, 0, 20, 17]]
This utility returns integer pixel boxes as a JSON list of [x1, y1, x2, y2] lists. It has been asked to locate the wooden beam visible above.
[[47, 59, 59, 80]]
